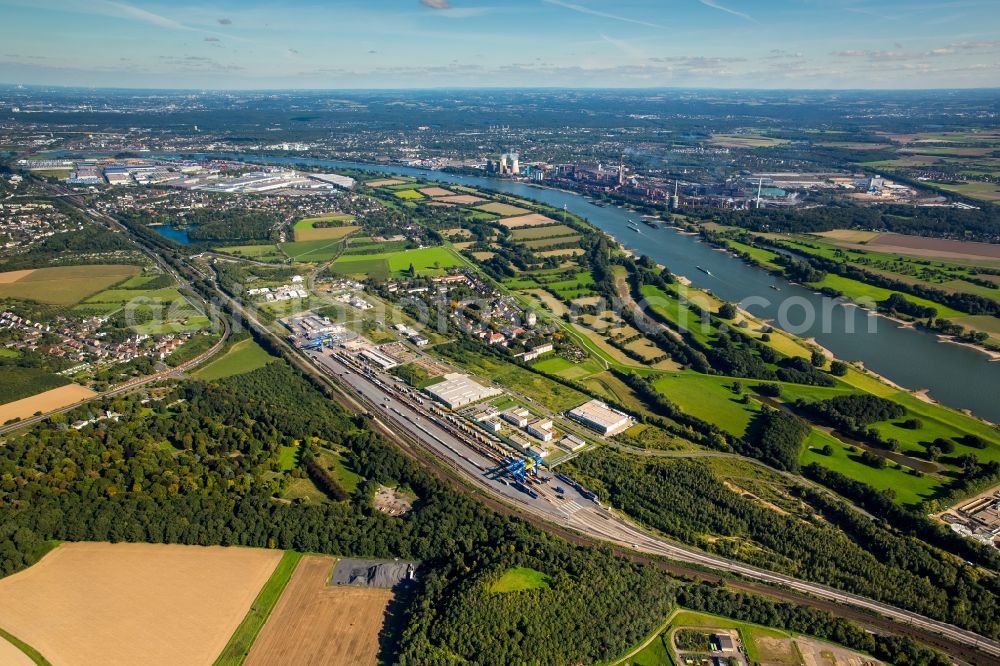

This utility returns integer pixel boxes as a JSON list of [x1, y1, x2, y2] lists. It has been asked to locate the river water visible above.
[[163, 152, 1000, 423]]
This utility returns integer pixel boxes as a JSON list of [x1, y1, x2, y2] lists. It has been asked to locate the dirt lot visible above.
[[497, 213, 556, 228], [374, 485, 414, 516], [245, 556, 393, 666], [795, 637, 881, 666], [0, 542, 281, 666], [366, 178, 408, 187], [0, 383, 96, 423], [755, 635, 801, 665]]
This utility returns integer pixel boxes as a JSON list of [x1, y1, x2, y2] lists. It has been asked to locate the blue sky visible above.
[[0, 0, 998, 89]]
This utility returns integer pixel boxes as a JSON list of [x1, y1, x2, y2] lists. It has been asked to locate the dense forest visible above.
[[0, 361, 686, 664], [567, 449, 1000, 639], [0, 224, 141, 270]]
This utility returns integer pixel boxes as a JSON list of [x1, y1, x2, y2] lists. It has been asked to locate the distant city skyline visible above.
[[0, 0, 998, 89]]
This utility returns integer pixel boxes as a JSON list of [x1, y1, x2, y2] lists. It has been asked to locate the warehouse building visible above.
[[567, 399, 633, 436], [360, 348, 399, 371], [501, 408, 530, 428], [526, 419, 554, 443], [424, 373, 502, 409]]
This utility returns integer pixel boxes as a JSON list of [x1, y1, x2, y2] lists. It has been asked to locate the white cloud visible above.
[[543, 0, 662, 29], [696, 0, 753, 23]]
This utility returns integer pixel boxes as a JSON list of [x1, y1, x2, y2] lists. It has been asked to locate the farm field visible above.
[[709, 134, 788, 148], [510, 224, 577, 240], [292, 215, 359, 242], [392, 189, 425, 200], [522, 235, 582, 250], [0, 269, 34, 284], [365, 178, 408, 187], [933, 181, 1000, 203], [0, 542, 282, 666], [497, 213, 556, 228], [0, 366, 71, 405], [477, 202, 532, 216], [0, 264, 140, 305], [0, 382, 93, 423], [330, 246, 462, 279], [84, 286, 184, 305], [437, 194, 486, 205], [279, 240, 344, 262], [214, 550, 302, 666], [217, 244, 284, 262], [244, 556, 394, 666], [867, 232, 1000, 261], [193, 339, 276, 381], [418, 186, 454, 197], [0, 635, 33, 666], [81, 282, 210, 335]]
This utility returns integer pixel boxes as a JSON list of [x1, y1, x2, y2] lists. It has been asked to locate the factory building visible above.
[[501, 408, 530, 428], [308, 172, 356, 189], [424, 373, 502, 409], [560, 434, 588, 452], [567, 399, 633, 436], [476, 414, 502, 433], [360, 348, 400, 371], [526, 419, 554, 443]]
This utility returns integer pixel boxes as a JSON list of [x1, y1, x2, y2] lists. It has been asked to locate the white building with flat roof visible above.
[[501, 408, 529, 428], [567, 399, 633, 436], [526, 419, 553, 443], [424, 373, 502, 409]]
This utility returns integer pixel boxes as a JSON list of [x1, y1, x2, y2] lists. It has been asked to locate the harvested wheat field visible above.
[[419, 187, 454, 197], [477, 202, 531, 216], [868, 232, 1000, 261], [437, 194, 485, 205], [497, 213, 556, 228], [366, 178, 408, 187], [0, 542, 282, 666], [0, 264, 140, 305], [0, 384, 96, 423], [0, 636, 33, 666], [0, 269, 35, 284], [814, 229, 882, 244], [245, 556, 393, 666]]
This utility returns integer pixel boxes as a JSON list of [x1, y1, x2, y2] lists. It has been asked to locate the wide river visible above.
[[169, 153, 1000, 423]]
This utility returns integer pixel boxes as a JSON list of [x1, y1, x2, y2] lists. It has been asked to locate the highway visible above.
[[302, 345, 1000, 662]]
